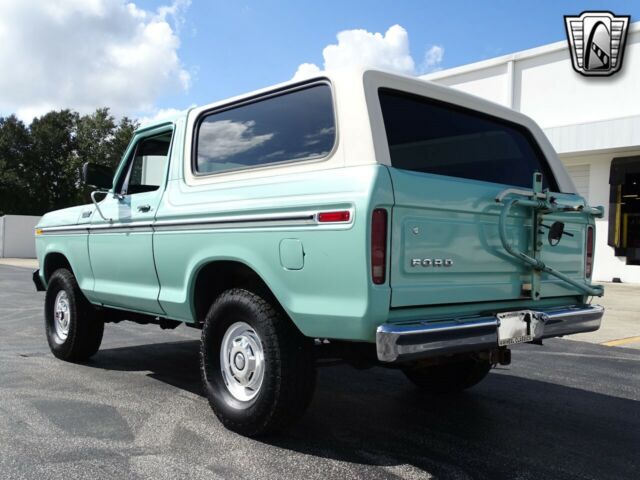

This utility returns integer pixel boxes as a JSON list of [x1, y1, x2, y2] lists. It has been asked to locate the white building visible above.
[[423, 21, 640, 283]]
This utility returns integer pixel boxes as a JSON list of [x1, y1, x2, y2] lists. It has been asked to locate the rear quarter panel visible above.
[[153, 164, 394, 341]]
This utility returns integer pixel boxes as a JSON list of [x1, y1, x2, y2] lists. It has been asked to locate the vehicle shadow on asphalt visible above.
[[88, 340, 639, 479], [91, 340, 204, 396]]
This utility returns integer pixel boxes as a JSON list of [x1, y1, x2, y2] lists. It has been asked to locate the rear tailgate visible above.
[[388, 169, 588, 307], [378, 88, 590, 308]]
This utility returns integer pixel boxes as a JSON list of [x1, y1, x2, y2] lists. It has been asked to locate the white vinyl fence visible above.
[[0, 215, 40, 258]]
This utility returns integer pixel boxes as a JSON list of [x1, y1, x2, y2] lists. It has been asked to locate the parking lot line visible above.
[[602, 336, 640, 347]]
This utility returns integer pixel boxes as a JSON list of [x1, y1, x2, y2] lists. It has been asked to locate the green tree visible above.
[[74, 109, 138, 204], [110, 116, 138, 169], [0, 116, 33, 215], [29, 110, 79, 212], [0, 108, 137, 215]]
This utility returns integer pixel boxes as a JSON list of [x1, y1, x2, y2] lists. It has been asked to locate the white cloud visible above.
[[293, 25, 444, 80], [292, 63, 322, 81], [138, 106, 193, 127], [0, 0, 191, 121], [421, 45, 444, 73], [198, 120, 274, 161], [293, 25, 416, 79]]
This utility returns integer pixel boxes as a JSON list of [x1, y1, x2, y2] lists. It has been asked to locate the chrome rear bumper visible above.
[[376, 305, 604, 362]]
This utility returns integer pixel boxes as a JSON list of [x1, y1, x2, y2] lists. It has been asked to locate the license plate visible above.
[[496, 310, 543, 346]]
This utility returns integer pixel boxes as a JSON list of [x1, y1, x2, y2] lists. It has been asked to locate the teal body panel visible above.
[[88, 230, 162, 313], [153, 164, 394, 341], [387, 295, 584, 324], [85, 123, 176, 313], [34, 72, 600, 345], [387, 168, 591, 308], [35, 205, 94, 293], [279, 239, 304, 270], [36, 232, 93, 293]]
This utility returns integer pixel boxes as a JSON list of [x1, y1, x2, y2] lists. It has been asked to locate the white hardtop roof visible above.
[[139, 67, 539, 130], [135, 67, 575, 193]]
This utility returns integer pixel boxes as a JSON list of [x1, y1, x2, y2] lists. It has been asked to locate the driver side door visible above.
[[88, 126, 173, 314]]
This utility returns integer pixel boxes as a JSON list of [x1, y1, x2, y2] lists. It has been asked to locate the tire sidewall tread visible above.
[[45, 268, 103, 361], [200, 288, 315, 437]]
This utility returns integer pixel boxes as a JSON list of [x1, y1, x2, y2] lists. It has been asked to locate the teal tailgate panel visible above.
[[388, 168, 589, 308]]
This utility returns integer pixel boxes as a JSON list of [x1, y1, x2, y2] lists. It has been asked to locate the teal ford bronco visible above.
[[34, 69, 604, 436]]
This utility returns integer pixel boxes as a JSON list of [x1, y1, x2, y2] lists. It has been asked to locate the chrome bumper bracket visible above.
[[376, 305, 604, 363]]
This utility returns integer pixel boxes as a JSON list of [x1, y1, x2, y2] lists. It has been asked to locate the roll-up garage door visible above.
[[566, 164, 590, 200]]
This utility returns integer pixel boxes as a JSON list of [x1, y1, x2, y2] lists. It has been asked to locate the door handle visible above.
[[137, 204, 152, 213]]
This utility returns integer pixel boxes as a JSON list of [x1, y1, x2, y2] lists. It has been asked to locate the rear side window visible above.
[[195, 84, 335, 174], [378, 89, 558, 190]]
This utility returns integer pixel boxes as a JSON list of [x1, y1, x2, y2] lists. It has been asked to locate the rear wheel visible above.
[[45, 268, 104, 361], [402, 358, 491, 394], [200, 288, 316, 437]]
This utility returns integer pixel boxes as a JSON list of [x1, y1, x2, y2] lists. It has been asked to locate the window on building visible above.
[[378, 89, 559, 191], [194, 84, 335, 175]]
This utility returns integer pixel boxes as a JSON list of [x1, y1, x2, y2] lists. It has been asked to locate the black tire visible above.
[[45, 268, 104, 361], [200, 288, 316, 437], [402, 358, 491, 394]]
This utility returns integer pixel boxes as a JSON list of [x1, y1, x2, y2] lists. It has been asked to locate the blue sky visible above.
[[0, 1, 638, 121], [141, 0, 640, 112]]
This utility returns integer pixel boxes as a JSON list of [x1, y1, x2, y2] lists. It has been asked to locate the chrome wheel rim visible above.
[[220, 321, 265, 402], [53, 290, 71, 342]]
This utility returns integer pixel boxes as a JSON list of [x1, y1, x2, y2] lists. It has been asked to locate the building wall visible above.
[[0, 215, 40, 258], [434, 63, 511, 106], [562, 150, 640, 283], [424, 23, 640, 129]]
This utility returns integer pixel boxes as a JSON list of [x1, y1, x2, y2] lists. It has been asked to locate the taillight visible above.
[[371, 208, 388, 285], [585, 225, 594, 278]]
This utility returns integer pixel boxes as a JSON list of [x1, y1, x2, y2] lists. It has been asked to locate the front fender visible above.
[[36, 236, 94, 295]]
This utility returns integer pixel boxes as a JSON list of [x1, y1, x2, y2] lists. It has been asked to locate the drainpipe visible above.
[[506, 60, 516, 110]]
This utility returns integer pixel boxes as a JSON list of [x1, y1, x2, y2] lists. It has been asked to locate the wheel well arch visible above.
[[191, 260, 284, 324], [43, 252, 73, 282]]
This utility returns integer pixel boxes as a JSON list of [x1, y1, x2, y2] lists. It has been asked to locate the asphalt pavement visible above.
[[0, 264, 638, 479]]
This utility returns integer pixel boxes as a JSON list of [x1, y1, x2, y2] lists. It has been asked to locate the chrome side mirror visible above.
[[90, 190, 113, 223]]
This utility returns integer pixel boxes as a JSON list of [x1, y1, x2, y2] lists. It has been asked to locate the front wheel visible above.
[[44, 268, 104, 361], [200, 288, 316, 437], [402, 358, 491, 394]]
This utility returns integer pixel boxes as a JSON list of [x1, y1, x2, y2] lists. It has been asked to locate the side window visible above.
[[195, 83, 335, 175], [120, 132, 172, 195]]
